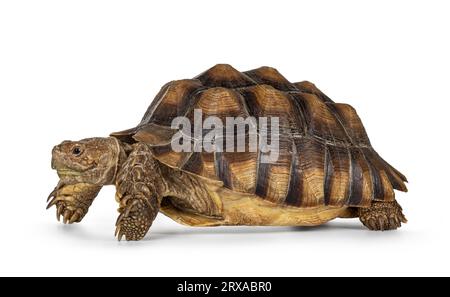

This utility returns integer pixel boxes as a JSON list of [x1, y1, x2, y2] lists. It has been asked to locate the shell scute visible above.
[[111, 65, 407, 208]]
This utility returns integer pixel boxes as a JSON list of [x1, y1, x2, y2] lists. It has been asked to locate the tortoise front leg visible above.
[[114, 143, 162, 241], [359, 200, 407, 231], [47, 182, 101, 224]]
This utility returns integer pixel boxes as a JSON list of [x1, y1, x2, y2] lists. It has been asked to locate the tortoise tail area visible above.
[[285, 81, 407, 209], [361, 148, 408, 195], [326, 145, 408, 208], [285, 138, 407, 209]]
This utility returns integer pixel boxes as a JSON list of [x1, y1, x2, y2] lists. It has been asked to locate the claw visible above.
[[57, 204, 64, 221], [368, 218, 377, 230], [388, 216, 397, 228], [47, 189, 57, 202], [119, 195, 132, 208], [377, 217, 387, 231], [69, 209, 82, 224], [400, 213, 408, 223], [124, 204, 133, 218], [63, 210, 72, 224], [391, 215, 400, 227], [118, 230, 124, 241], [46, 196, 58, 209], [115, 213, 124, 226], [47, 181, 66, 202]]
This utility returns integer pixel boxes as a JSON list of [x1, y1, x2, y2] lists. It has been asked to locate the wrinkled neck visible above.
[[104, 138, 128, 185]]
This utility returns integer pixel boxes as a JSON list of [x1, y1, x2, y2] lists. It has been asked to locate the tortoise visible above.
[[47, 64, 408, 241]]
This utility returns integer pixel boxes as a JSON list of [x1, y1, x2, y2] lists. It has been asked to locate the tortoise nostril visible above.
[[51, 145, 63, 169], [52, 145, 61, 155], [51, 154, 57, 169]]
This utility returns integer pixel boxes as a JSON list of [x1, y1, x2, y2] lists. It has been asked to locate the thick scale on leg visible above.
[[115, 194, 158, 241], [359, 200, 407, 231], [115, 143, 161, 241]]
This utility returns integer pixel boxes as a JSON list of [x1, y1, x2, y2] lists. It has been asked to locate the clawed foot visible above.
[[359, 200, 407, 231], [115, 196, 156, 241], [46, 183, 101, 224]]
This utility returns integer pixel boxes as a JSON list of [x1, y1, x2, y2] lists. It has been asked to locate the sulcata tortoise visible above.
[[48, 64, 408, 241]]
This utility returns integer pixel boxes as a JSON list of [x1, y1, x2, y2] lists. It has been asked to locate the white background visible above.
[[1, 0, 449, 276]]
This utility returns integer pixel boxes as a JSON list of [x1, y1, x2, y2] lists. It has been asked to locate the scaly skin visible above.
[[114, 143, 223, 240], [48, 137, 217, 241], [114, 143, 161, 241], [47, 182, 101, 223], [48, 137, 407, 241], [359, 200, 407, 231], [48, 137, 125, 224]]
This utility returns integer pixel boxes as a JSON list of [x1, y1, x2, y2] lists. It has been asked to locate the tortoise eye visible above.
[[72, 146, 83, 156]]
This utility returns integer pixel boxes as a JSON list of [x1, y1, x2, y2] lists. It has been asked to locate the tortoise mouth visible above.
[[56, 169, 83, 177], [51, 155, 97, 176]]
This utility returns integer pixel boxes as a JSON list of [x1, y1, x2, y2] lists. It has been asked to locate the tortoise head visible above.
[[51, 137, 124, 186]]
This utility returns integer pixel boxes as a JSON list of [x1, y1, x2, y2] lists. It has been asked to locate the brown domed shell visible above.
[[111, 64, 407, 208]]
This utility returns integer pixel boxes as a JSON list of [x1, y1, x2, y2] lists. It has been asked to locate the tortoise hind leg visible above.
[[359, 200, 407, 231]]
